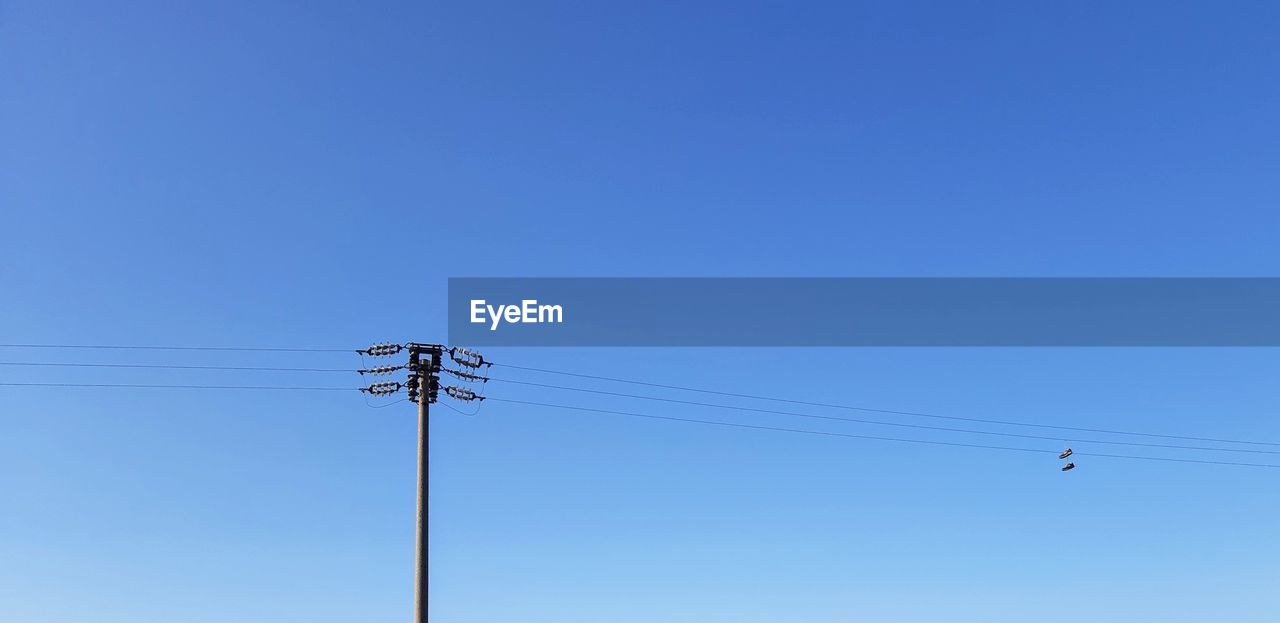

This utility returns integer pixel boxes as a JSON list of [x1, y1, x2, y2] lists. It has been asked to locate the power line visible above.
[[489, 397, 1052, 454], [0, 344, 350, 353], [493, 362, 1280, 448], [0, 361, 353, 372], [6, 346, 1277, 467], [0, 382, 354, 391], [487, 378, 1280, 456], [487, 397, 1280, 470]]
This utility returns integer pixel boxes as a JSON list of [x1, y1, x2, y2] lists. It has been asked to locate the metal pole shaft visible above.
[[414, 372, 428, 623]]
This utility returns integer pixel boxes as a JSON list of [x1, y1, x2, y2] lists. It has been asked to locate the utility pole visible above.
[[408, 344, 440, 623], [414, 364, 429, 623], [359, 342, 486, 623]]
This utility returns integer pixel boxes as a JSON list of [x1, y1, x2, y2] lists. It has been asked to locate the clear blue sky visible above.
[[3, 2, 1280, 621]]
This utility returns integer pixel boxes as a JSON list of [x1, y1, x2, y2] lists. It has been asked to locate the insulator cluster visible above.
[[359, 343, 403, 357], [444, 386, 484, 402], [360, 342, 487, 407], [449, 347, 489, 369], [407, 344, 442, 373], [443, 367, 489, 383], [358, 364, 404, 376], [360, 381, 403, 396], [406, 374, 439, 404]]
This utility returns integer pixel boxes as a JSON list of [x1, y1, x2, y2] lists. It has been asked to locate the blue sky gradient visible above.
[[3, 2, 1280, 621]]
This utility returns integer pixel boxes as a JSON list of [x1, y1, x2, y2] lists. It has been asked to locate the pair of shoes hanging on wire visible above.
[[1059, 447, 1075, 472]]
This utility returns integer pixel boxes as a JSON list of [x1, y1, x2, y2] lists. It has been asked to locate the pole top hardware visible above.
[[360, 381, 402, 396], [444, 386, 484, 402], [358, 343, 403, 357]]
